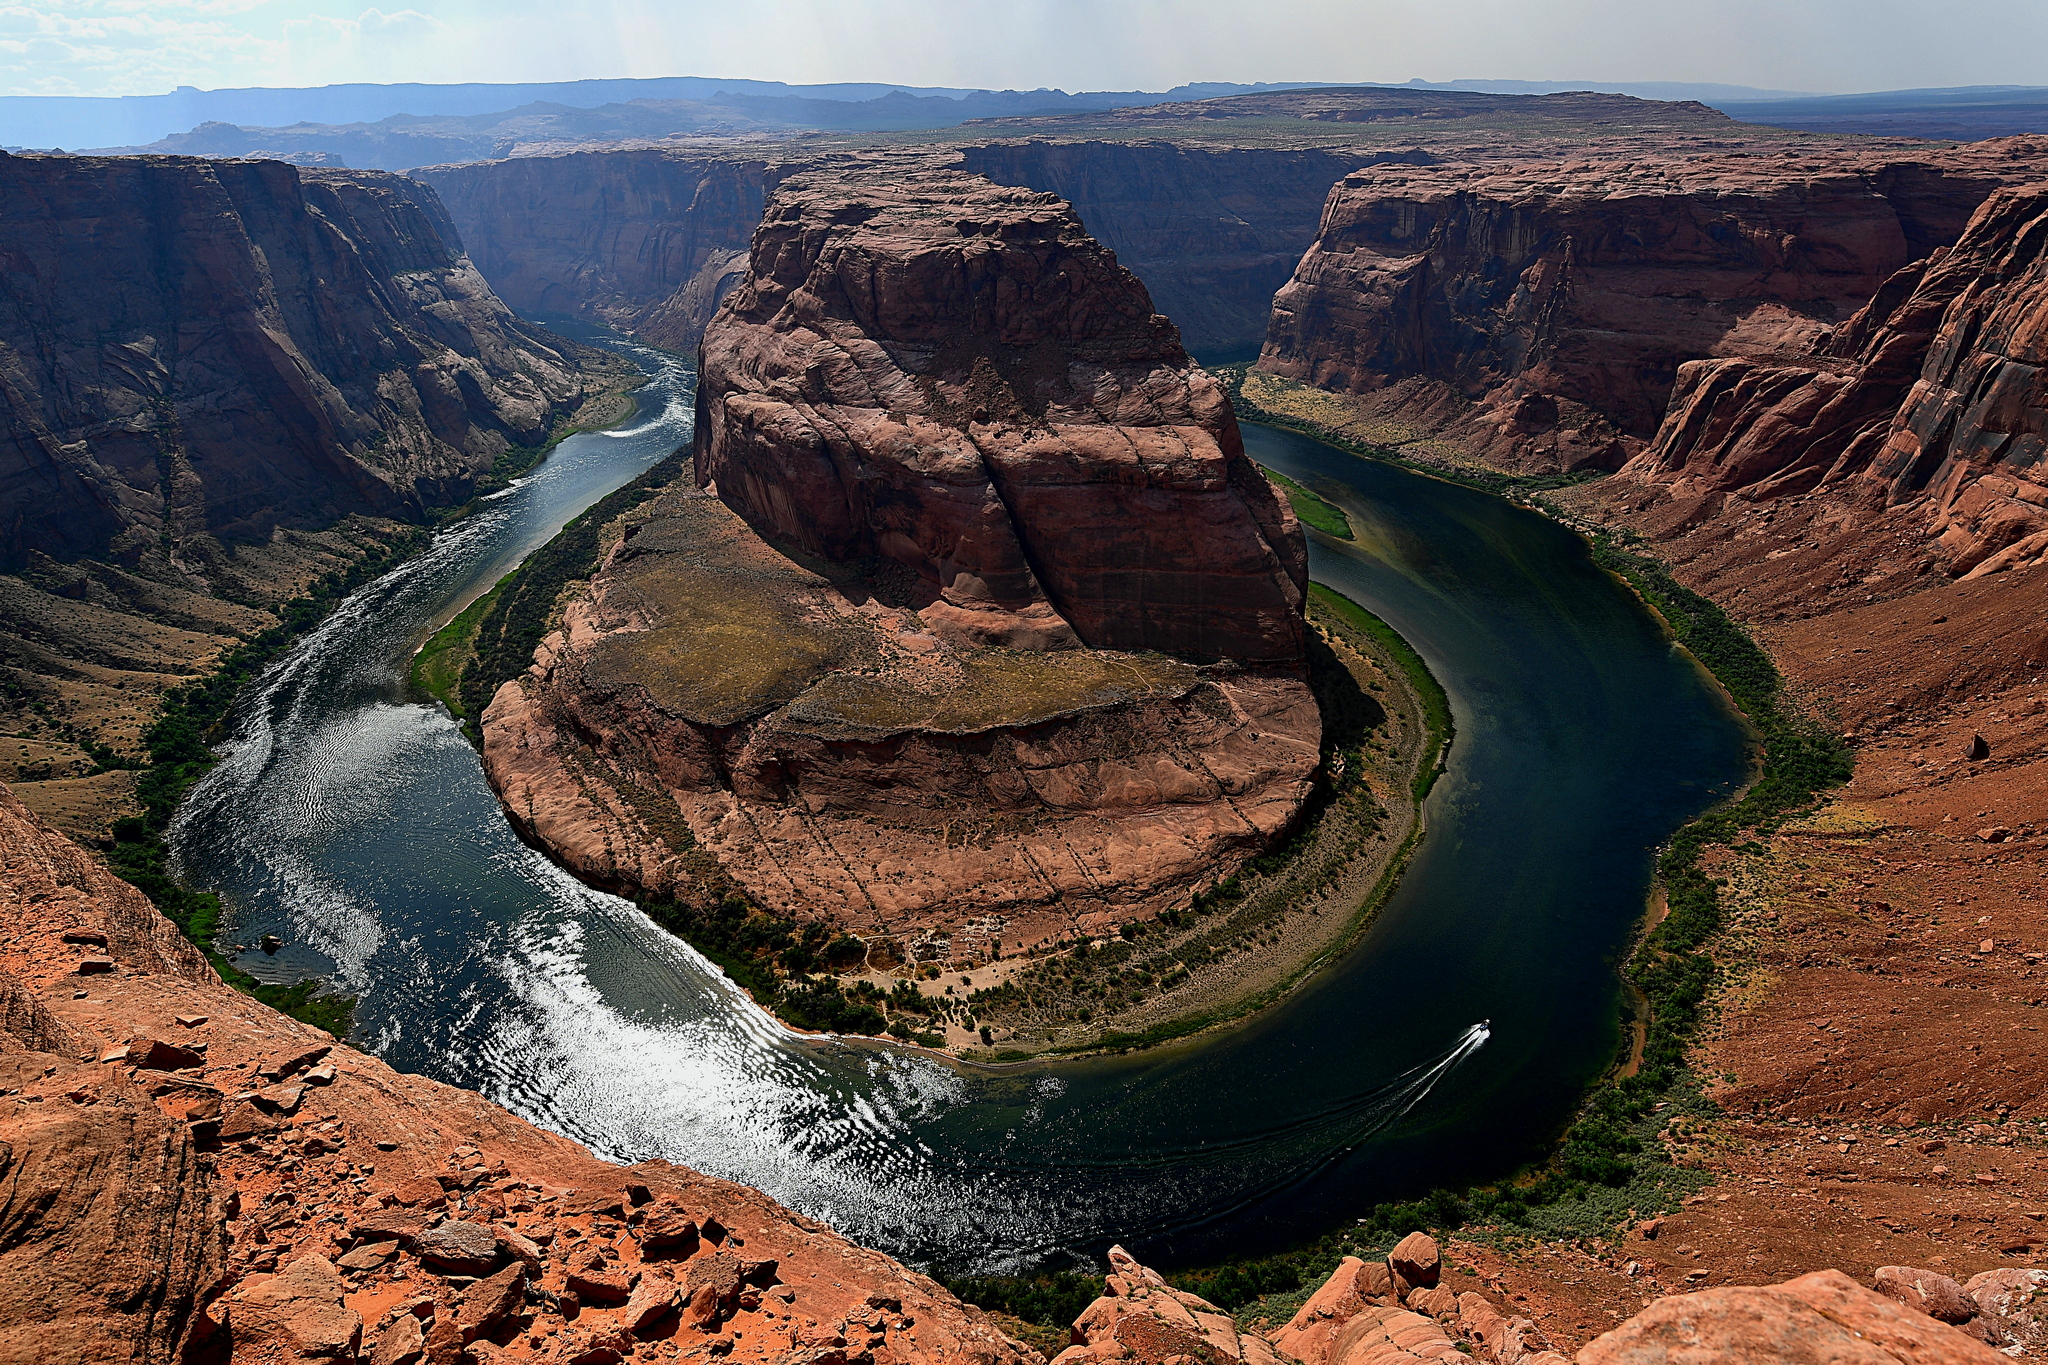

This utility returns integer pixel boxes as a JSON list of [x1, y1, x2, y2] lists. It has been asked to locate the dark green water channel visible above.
[[171, 371, 1749, 1273]]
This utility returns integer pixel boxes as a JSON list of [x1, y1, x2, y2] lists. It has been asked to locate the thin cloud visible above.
[[3, 0, 2044, 101]]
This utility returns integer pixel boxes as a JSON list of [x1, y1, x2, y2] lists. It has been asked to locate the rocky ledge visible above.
[[480, 169, 1319, 948], [1075, 1241, 2040, 1365]]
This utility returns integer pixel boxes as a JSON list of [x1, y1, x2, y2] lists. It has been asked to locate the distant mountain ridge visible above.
[[0, 76, 1342, 152]]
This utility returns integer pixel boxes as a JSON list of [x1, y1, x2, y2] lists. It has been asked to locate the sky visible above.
[[4, 0, 2044, 100]]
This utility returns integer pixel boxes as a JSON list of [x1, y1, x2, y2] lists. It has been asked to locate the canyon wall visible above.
[[481, 168, 1319, 945], [0, 153, 591, 568], [414, 149, 799, 352], [1628, 182, 2048, 578], [1258, 141, 2048, 475], [421, 141, 1399, 358]]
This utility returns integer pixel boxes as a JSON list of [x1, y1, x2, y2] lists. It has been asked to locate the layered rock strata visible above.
[[1258, 140, 2048, 476], [0, 779, 1037, 1364], [694, 167, 1308, 662], [482, 171, 1318, 941], [0, 153, 590, 566], [1598, 180, 2048, 588]]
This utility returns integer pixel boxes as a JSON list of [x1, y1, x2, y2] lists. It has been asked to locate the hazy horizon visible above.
[[7, 0, 2045, 102]]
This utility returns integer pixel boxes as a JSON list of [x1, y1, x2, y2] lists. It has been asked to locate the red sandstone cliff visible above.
[[479, 169, 1319, 944], [0, 153, 591, 566], [1258, 141, 2048, 475], [694, 166, 1308, 663], [1555, 177, 2048, 622]]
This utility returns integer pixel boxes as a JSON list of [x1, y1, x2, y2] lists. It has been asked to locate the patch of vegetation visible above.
[[1307, 584, 1451, 800], [453, 450, 691, 740], [936, 1270, 1107, 1347], [638, 894, 908, 1039], [101, 535, 431, 1038], [0, 678, 145, 777], [411, 572, 513, 717], [1258, 463, 1354, 539]]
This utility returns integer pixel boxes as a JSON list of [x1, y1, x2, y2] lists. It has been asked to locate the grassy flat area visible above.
[[1308, 583, 1453, 800], [1259, 464, 1354, 540], [411, 573, 511, 717]]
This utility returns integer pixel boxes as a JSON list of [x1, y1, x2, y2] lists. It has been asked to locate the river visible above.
[[171, 344, 1750, 1274]]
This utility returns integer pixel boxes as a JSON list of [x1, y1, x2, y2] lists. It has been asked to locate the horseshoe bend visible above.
[[4, 65, 2048, 1365]]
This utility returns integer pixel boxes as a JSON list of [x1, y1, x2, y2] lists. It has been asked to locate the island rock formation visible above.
[[480, 168, 1318, 949], [1258, 140, 2048, 476], [0, 152, 591, 567]]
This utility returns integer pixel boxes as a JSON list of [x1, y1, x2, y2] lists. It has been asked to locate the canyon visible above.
[[7, 75, 2048, 1365], [476, 166, 1323, 967], [416, 86, 1781, 361]]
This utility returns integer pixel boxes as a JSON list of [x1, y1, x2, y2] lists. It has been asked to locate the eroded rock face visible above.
[[0, 153, 589, 565], [696, 167, 1308, 662], [1258, 141, 2048, 476], [482, 169, 1318, 939], [1581, 179, 2048, 599]]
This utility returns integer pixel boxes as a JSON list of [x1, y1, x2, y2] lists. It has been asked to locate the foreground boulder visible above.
[[217, 1254, 362, 1361], [1059, 1246, 1286, 1365], [1578, 1269, 2008, 1364]]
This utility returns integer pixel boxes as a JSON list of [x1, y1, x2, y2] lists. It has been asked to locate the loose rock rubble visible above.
[[0, 783, 1037, 1365]]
